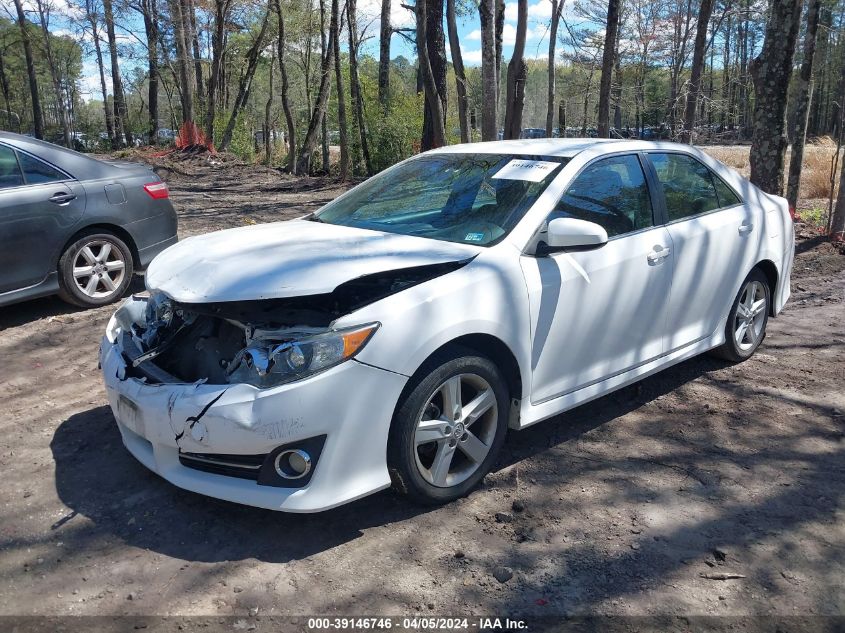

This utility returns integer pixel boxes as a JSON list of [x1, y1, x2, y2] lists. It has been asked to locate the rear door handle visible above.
[[739, 222, 754, 235], [49, 192, 76, 205], [647, 246, 671, 263]]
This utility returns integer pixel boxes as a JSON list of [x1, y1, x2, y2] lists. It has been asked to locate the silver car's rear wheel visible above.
[[72, 239, 127, 299], [58, 232, 135, 307], [414, 373, 498, 488]]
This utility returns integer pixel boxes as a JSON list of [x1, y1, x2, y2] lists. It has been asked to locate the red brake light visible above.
[[144, 182, 169, 199]]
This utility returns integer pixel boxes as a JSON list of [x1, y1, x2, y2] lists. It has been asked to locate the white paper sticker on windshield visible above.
[[492, 159, 559, 182]]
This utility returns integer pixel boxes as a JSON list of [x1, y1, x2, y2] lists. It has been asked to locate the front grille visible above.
[[179, 451, 267, 480]]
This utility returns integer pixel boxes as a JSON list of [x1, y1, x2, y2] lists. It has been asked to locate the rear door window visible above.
[[649, 153, 721, 221], [17, 152, 68, 184], [0, 145, 24, 189]]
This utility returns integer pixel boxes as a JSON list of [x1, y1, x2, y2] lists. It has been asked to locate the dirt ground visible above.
[[0, 152, 844, 625]]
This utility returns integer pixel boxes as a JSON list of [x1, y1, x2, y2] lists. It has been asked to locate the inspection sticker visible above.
[[492, 159, 559, 182]]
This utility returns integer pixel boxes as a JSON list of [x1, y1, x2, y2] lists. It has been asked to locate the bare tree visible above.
[[320, 0, 330, 170], [219, 6, 272, 150], [167, 0, 194, 124], [204, 0, 233, 144], [503, 0, 527, 139], [0, 50, 15, 131], [103, 0, 132, 145], [446, 0, 468, 142], [334, 0, 349, 180], [34, 0, 71, 146], [749, 0, 803, 195], [420, 0, 447, 151], [348, 0, 373, 174], [274, 0, 297, 173], [378, 0, 391, 110], [296, 0, 338, 174], [12, 0, 44, 139], [545, 0, 564, 137], [84, 0, 115, 144], [479, 0, 497, 140], [417, 0, 446, 148], [681, 0, 716, 141], [596, 0, 620, 137], [785, 0, 821, 211], [829, 55, 845, 240], [264, 54, 274, 165]]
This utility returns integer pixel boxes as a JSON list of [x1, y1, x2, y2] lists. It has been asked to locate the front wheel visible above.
[[711, 268, 770, 362], [387, 352, 509, 505], [57, 232, 134, 307]]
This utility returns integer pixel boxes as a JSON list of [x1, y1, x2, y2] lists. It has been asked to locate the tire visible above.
[[387, 350, 510, 505], [57, 231, 134, 308], [710, 268, 770, 362]]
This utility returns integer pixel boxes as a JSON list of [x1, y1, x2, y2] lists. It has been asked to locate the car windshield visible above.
[[313, 153, 568, 246]]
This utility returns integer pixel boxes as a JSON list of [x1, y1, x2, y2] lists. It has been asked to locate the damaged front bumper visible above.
[[100, 296, 408, 512]]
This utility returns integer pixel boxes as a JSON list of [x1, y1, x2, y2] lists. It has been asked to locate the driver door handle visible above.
[[739, 222, 754, 235], [49, 192, 76, 205], [647, 246, 671, 263]]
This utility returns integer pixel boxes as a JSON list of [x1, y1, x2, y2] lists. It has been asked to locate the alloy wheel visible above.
[[72, 239, 127, 299], [413, 373, 498, 488], [733, 280, 767, 351]]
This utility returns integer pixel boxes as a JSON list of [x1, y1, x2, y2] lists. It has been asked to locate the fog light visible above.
[[274, 449, 312, 479]]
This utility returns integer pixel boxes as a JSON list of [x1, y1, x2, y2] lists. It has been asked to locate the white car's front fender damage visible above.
[[100, 295, 410, 512]]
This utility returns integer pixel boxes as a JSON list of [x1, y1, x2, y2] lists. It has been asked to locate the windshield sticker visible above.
[[492, 159, 559, 183], [464, 232, 485, 242]]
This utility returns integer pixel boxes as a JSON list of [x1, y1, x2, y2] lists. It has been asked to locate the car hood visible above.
[[146, 219, 482, 303]]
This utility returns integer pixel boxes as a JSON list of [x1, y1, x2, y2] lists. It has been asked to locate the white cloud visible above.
[[505, 0, 558, 24], [461, 48, 483, 65], [358, 0, 415, 28], [466, 28, 481, 41]]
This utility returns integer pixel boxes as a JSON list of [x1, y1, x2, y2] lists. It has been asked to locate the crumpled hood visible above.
[[146, 219, 482, 303]]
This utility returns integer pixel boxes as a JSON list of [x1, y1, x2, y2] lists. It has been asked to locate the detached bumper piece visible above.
[[179, 435, 327, 488]]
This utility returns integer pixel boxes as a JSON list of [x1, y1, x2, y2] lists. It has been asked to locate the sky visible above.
[[7, 0, 582, 101]]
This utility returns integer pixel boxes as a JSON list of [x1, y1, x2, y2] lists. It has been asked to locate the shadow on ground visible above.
[[46, 353, 735, 566]]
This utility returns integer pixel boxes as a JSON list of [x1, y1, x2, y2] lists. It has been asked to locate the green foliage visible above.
[[367, 92, 425, 173], [799, 206, 829, 228], [215, 113, 255, 162]]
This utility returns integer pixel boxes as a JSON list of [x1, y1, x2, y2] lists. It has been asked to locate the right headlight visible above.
[[226, 323, 380, 388]]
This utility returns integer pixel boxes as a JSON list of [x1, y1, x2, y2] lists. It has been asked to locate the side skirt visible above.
[[0, 273, 60, 308], [517, 329, 725, 429]]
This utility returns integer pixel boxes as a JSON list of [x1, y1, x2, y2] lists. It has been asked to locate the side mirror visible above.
[[544, 217, 608, 252]]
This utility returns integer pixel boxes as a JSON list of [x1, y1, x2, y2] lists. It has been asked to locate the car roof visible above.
[[0, 131, 116, 180], [428, 138, 697, 159]]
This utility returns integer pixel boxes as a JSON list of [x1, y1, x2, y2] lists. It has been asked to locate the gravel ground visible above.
[[0, 152, 843, 626]]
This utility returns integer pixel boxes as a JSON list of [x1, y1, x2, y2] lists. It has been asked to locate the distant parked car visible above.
[[520, 128, 548, 139], [0, 132, 178, 308]]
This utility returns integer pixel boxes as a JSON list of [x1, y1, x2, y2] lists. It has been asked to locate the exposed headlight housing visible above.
[[226, 323, 380, 388]]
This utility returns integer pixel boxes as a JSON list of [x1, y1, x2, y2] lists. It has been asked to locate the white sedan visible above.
[[100, 140, 794, 511]]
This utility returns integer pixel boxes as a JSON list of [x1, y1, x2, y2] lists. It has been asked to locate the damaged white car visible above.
[[101, 140, 794, 512]]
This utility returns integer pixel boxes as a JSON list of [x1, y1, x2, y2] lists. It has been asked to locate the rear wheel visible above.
[[58, 231, 134, 307], [388, 352, 509, 505], [711, 268, 770, 362]]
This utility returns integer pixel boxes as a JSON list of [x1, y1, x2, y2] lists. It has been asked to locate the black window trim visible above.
[[0, 142, 74, 189], [641, 150, 745, 226], [0, 143, 25, 190], [544, 150, 663, 243]]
